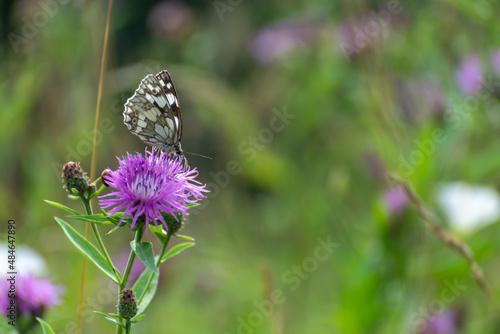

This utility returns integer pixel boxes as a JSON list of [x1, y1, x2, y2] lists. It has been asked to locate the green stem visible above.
[[82, 198, 120, 282], [125, 320, 132, 334], [156, 231, 172, 267], [117, 224, 145, 334], [139, 231, 172, 306]]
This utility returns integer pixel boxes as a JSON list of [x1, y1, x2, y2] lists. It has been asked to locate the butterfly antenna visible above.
[[184, 151, 213, 160]]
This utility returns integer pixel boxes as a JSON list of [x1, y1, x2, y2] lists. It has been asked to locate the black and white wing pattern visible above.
[[123, 70, 184, 156]]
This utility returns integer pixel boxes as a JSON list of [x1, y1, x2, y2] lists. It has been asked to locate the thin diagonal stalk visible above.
[[77, 0, 115, 333], [388, 173, 500, 315]]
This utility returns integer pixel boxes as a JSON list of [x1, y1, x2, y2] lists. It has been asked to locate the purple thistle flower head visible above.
[[99, 148, 208, 231], [0, 274, 64, 317]]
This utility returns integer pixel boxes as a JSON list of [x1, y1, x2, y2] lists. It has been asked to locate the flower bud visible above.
[[118, 289, 138, 320], [62, 162, 91, 195], [166, 214, 185, 234], [101, 168, 113, 187]]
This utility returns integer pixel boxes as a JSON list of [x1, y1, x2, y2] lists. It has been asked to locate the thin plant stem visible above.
[[83, 197, 119, 281], [125, 320, 131, 334], [121, 225, 146, 291], [78, 0, 115, 332], [388, 173, 500, 315], [137, 231, 172, 307], [117, 224, 145, 334]]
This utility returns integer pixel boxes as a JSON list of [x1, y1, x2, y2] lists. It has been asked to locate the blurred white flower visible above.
[[437, 182, 500, 235], [0, 244, 46, 275]]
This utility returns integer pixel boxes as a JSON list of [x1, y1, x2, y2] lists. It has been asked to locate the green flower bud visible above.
[[166, 214, 185, 234], [62, 162, 91, 196], [118, 289, 138, 320]]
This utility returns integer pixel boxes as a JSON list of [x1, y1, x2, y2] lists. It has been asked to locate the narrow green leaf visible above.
[[131, 241, 158, 274], [55, 217, 119, 284], [107, 224, 125, 235], [161, 242, 195, 263], [132, 315, 145, 323], [95, 311, 125, 328], [68, 214, 114, 225], [174, 234, 195, 241], [36, 318, 56, 334], [44, 200, 81, 216], [132, 269, 158, 319], [103, 211, 133, 226]]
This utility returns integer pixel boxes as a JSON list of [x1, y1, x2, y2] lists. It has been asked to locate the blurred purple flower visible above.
[[456, 55, 483, 95], [490, 50, 500, 74], [420, 310, 462, 334], [336, 15, 385, 58], [99, 148, 208, 231], [147, 1, 194, 36], [384, 186, 409, 215], [249, 20, 317, 65], [364, 152, 387, 185], [397, 77, 445, 122], [0, 274, 64, 317]]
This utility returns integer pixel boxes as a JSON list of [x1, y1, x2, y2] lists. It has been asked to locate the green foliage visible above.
[[5, 0, 500, 333]]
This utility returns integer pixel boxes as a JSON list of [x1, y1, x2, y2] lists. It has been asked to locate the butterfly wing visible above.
[[123, 70, 183, 154], [155, 70, 183, 143]]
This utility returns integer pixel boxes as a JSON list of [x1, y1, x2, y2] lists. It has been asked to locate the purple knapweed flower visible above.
[[420, 309, 463, 334], [147, 1, 194, 36], [384, 186, 409, 216], [99, 148, 208, 230], [456, 55, 483, 95], [249, 19, 318, 65], [0, 274, 64, 317]]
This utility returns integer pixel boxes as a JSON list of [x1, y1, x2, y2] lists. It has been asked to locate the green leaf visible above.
[[68, 214, 114, 225], [103, 211, 133, 226], [36, 318, 56, 334], [107, 224, 125, 235], [161, 242, 195, 263], [133, 269, 158, 319], [174, 234, 195, 241], [95, 311, 125, 328], [131, 241, 158, 274], [150, 225, 168, 243], [44, 200, 81, 216], [55, 217, 119, 284], [132, 315, 145, 323]]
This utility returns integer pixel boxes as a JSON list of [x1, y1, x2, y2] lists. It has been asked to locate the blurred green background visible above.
[[2, 0, 500, 333]]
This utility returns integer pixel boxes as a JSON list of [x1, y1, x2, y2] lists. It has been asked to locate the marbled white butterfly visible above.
[[123, 70, 183, 156]]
